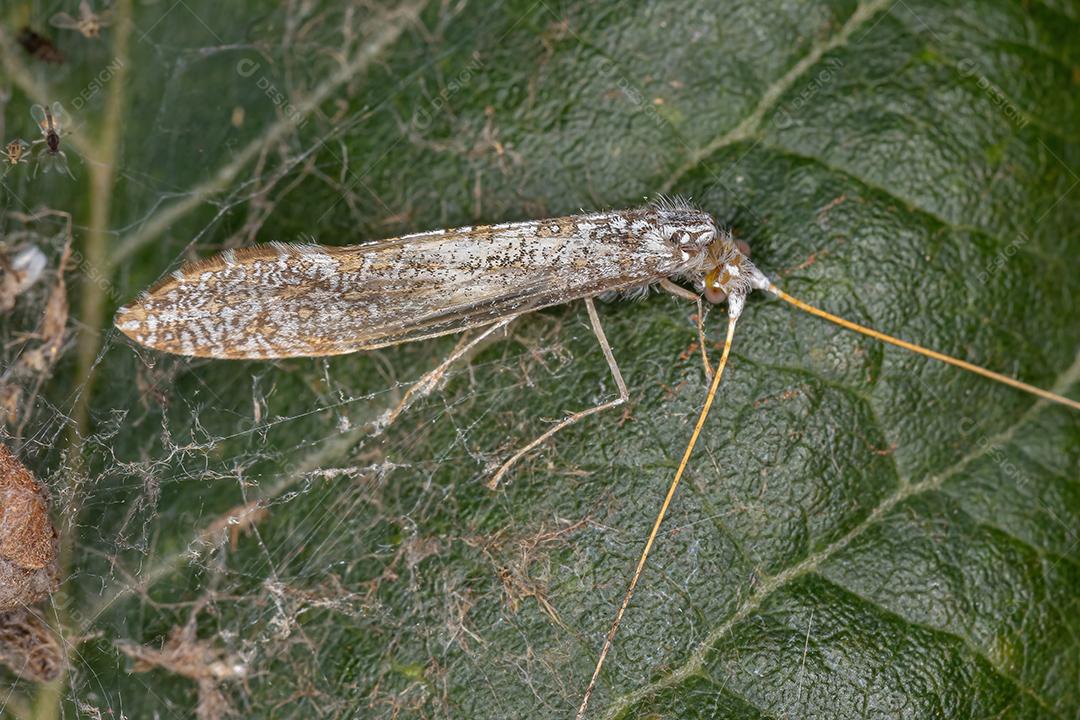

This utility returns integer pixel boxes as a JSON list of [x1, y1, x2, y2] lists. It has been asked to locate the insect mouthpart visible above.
[[698, 233, 769, 318], [703, 264, 737, 304]]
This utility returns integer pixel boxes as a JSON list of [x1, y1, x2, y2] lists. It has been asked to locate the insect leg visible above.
[[56, 152, 75, 180], [486, 297, 629, 490], [658, 278, 713, 379], [373, 316, 520, 436], [576, 314, 739, 719]]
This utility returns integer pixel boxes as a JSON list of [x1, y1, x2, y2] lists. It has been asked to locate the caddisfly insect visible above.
[[114, 199, 1079, 718]]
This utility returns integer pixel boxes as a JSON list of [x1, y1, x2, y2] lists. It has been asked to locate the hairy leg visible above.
[[486, 297, 629, 489]]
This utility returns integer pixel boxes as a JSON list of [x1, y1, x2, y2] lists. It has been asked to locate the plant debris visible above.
[[15, 27, 65, 64], [116, 601, 247, 720], [0, 607, 63, 682], [0, 213, 73, 438], [0, 443, 62, 682], [0, 244, 47, 313]]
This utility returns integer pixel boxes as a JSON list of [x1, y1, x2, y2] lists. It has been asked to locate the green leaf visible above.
[[1, 0, 1077, 718]]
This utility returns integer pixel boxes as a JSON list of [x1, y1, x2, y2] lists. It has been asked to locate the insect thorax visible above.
[[647, 197, 716, 256], [619, 202, 770, 316]]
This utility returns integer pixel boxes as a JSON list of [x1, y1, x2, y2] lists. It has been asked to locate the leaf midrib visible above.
[[658, 0, 893, 195]]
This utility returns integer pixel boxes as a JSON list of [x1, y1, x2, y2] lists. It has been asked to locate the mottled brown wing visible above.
[[114, 210, 704, 359]]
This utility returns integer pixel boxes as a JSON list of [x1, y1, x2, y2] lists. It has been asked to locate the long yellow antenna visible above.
[[575, 314, 739, 720], [576, 274, 1076, 718], [768, 285, 1080, 411]]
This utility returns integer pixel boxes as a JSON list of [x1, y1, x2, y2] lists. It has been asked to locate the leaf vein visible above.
[[752, 141, 1078, 257], [658, 0, 894, 194], [597, 348, 1080, 720], [810, 573, 1064, 719]]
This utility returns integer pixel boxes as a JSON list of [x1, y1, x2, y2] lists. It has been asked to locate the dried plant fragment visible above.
[[117, 613, 247, 720], [0, 444, 62, 683], [0, 245, 47, 313], [16, 28, 65, 64], [0, 444, 58, 608], [0, 608, 63, 682], [1, 213, 73, 437]]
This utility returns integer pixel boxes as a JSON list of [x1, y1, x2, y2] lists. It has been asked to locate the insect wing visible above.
[[116, 211, 701, 359], [49, 12, 81, 31], [87, 0, 113, 28], [49, 102, 66, 132], [30, 105, 48, 133]]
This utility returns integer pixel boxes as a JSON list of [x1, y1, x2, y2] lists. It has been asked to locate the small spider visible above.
[[1, 139, 31, 168], [50, 1, 112, 39], [30, 103, 75, 179]]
